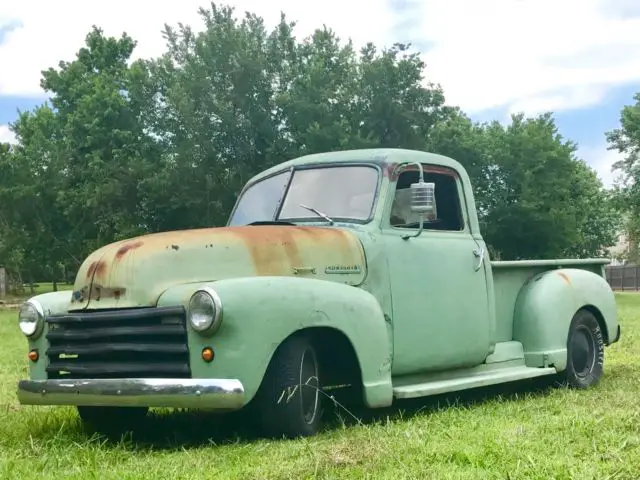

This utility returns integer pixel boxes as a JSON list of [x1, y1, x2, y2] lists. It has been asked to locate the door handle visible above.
[[473, 247, 485, 271]]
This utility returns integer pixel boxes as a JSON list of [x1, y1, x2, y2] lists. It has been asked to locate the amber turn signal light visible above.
[[28, 350, 39, 362], [201, 347, 214, 363]]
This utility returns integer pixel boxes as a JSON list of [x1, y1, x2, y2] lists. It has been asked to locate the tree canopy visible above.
[[0, 2, 623, 287], [607, 92, 640, 263]]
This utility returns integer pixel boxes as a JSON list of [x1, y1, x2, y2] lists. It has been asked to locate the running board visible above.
[[393, 366, 557, 399]]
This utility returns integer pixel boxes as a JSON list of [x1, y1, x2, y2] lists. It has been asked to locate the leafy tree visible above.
[[139, 3, 452, 230], [432, 112, 618, 259], [9, 106, 69, 288], [0, 113, 73, 289], [353, 42, 449, 149], [427, 108, 492, 215], [0, 1, 622, 279], [137, 5, 294, 230], [485, 113, 618, 259], [606, 92, 640, 263], [39, 26, 158, 252], [0, 141, 26, 281]]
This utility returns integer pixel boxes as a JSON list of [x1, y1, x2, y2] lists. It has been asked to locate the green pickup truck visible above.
[[16, 148, 620, 438]]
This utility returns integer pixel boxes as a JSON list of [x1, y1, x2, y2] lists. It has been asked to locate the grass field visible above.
[[0, 294, 638, 479], [1, 282, 73, 306]]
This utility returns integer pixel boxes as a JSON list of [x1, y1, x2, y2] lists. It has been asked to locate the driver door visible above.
[[382, 164, 493, 376]]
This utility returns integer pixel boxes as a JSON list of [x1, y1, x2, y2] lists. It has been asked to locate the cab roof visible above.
[[248, 148, 465, 185]]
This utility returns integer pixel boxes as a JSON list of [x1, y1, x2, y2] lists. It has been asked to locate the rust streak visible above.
[[281, 235, 302, 269], [86, 261, 98, 279], [398, 164, 459, 179], [115, 240, 144, 260], [87, 284, 127, 301], [226, 225, 354, 276], [557, 272, 572, 285], [384, 163, 395, 179], [297, 226, 355, 265], [229, 226, 303, 275], [94, 260, 107, 278], [73, 224, 364, 293], [85, 260, 108, 280]]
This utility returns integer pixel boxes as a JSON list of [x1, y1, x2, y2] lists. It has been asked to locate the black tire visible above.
[[77, 406, 149, 434], [256, 335, 323, 438], [564, 309, 605, 389]]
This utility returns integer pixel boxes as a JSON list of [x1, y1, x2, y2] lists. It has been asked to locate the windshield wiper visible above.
[[299, 204, 334, 224]]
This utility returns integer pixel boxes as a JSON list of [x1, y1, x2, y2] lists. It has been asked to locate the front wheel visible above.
[[256, 335, 323, 438], [563, 309, 605, 388]]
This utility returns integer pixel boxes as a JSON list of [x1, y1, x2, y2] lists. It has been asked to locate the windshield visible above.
[[228, 165, 379, 226]]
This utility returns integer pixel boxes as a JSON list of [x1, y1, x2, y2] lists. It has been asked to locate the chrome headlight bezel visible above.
[[18, 299, 45, 338], [187, 287, 223, 335]]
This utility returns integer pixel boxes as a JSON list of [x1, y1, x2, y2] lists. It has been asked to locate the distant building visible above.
[[608, 230, 631, 265]]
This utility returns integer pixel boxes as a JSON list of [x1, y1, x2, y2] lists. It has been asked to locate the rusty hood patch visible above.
[[70, 225, 367, 310]]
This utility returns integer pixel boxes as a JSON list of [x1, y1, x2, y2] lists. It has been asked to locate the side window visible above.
[[389, 167, 465, 231]]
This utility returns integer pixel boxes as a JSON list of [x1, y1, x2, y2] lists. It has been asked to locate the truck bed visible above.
[[491, 258, 610, 343]]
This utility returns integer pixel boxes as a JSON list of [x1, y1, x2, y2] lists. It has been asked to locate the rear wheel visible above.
[[77, 406, 149, 434], [256, 335, 323, 438], [563, 309, 605, 388]]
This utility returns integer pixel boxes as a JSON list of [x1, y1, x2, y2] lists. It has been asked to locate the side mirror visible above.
[[410, 181, 436, 219], [401, 162, 436, 240]]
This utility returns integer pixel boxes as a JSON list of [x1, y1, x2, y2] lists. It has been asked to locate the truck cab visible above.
[[16, 148, 620, 439]]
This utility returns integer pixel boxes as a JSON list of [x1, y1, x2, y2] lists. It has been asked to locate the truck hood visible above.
[[69, 225, 367, 310]]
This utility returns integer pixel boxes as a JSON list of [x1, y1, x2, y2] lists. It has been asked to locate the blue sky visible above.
[[471, 84, 637, 144], [0, 96, 40, 125], [1, 0, 640, 188]]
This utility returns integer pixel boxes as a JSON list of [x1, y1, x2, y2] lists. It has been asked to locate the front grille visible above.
[[45, 306, 191, 379]]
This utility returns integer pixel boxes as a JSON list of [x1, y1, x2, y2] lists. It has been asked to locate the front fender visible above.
[[157, 276, 394, 408], [513, 268, 618, 370]]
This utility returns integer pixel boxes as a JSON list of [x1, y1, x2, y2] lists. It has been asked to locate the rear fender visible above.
[[512, 268, 618, 370], [157, 276, 393, 408]]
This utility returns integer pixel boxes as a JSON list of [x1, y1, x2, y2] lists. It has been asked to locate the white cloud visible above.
[[0, 124, 16, 144], [1, 0, 639, 117], [577, 144, 626, 188], [507, 85, 608, 118], [0, 0, 396, 98], [404, 0, 640, 114]]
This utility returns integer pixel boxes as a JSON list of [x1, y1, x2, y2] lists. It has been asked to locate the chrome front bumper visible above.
[[17, 378, 245, 410]]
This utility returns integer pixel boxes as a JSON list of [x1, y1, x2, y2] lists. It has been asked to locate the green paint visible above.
[[512, 268, 617, 369], [156, 277, 393, 408], [16, 148, 620, 414], [392, 364, 557, 399]]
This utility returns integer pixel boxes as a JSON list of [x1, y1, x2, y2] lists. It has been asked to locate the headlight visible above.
[[19, 300, 44, 338], [187, 287, 223, 335]]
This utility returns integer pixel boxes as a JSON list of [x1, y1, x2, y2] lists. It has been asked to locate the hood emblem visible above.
[[325, 265, 362, 275], [293, 266, 316, 275]]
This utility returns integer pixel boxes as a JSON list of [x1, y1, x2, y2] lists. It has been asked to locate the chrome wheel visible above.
[[299, 347, 320, 425], [257, 335, 324, 438]]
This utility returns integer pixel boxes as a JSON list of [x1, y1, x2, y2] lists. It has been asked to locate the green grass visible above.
[[1, 282, 73, 305], [0, 294, 638, 479]]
